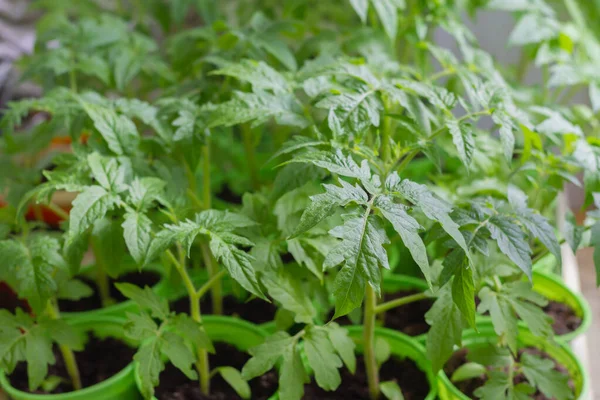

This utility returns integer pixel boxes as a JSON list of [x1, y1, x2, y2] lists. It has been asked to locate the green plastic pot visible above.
[[0, 316, 139, 400], [529, 270, 591, 342], [135, 315, 269, 400], [62, 262, 167, 321], [437, 323, 589, 400], [347, 326, 437, 400]]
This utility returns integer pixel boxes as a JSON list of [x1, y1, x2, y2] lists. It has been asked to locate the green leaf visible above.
[[128, 177, 166, 212], [134, 337, 163, 400], [243, 332, 292, 379], [478, 286, 518, 353], [375, 336, 391, 366], [160, 331, 197, 380], [280, 341, 307, 400], [124, 312, 159, 341], [217, 367, 251, 399], [452, 263, 476, 329], [209, 234, 265, 299], [25, 326, 56, 391], [211, 59, 291, 93], [57, 278, 93, 301], [304, 325, 343, 391], [349, 0, 369, 22], [293, 180, 368, 237], [68, 186, 120, 239], [380, 381, 405, 400], [263, 269, 316, 324], [521, 353, 573, 400], [115, 283, 170, 320], [451, 362, 487, 383], [487, 216, 532, 280], [326, 322, 356, 374], [122, 211, 153, 266], [316, 89, 382, 136], [425, 286, 465, 372], [388, 176, 469, 257], [91, 217, 125, 278], [508, 186, 561, 264], [372, 0, 403, 40], [288, 150, 374, 187], [326, 212, 389, 318], [446, 117, 475, 168], [473, 369, 511, 399], [376, 196, 430, 284], [43, 319, 85, 350], [209, 91, 308, 129], [0, 240, 30, 292], [169, 314, 214, 353], [87, 153, 128, 193], [80, 101, 140, 155]]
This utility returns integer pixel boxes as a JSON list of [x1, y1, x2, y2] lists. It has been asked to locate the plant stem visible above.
[[200, 240, 222, 315], [196, 269, 226, 299], [516, 51, 529, 83], [374, 292, 428, 314], [241, 124, 259, 190], [381, 101, 392, 163], [45, 202, 70, 221], [201, 140, 211, 209], [166, 249, 210, 395], [364, 285, 379, 400], [45, 301, 82, 391], [90, 237, 115, 307]]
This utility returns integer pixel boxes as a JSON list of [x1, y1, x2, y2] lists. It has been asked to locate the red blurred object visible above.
[[0, 282, 30, 313]]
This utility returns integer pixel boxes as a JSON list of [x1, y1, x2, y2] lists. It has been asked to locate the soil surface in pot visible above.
[[9, 334, 135, 394], [444, 347, 574, 399], [58, 271, 161, 312], [303, 355, 430, 399], [543, 300, 582, 335], [331, 290, 432, 336], [171, 295, 277, 324], [0, 282, 30, 313], [155, 343, 277, 400]]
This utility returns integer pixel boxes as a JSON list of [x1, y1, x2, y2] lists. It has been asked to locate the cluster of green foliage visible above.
[[1, 0, 599, 399]]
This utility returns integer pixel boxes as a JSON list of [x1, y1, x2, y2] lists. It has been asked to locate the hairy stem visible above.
[[197, 269, 226, 299], [202, 140, 212, 209], [46, 301, 82, 391], [44, 202, 70, 221], [200, 240, 222, 315], [374, 292, 428, 314], [381, 102, 392, 163], [241, 124, 259, 190], [166, 249, 210, 395], [364, 285, 379, 400]]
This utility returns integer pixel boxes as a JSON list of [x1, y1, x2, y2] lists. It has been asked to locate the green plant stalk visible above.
[[90, 237, 115, 307], [241, 124, 259, 190], [381, 101, 392, 163], [45, 301, 82, 391], [166, 249, 211, 395], [44, 202, 70, 221], [202, 141, 211, 209], [374, 292, 428, 314], [200, 240, 222, 315], [364, 285, 379, 400]]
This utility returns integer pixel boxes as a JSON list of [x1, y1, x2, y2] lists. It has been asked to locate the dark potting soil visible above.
[[543, 300, 582, 335], [171, 294, 278, 324], [444, 347, 574, 400], [58, 271, 161, 312], [330, 290, 433, 337], [303, 355, 430, 400], [382, 290, 433, 336], [156, 343, 277, 400], [216, 185, 243, 205], [0, 282, 30, 313], [9, 334, 135, 394]]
